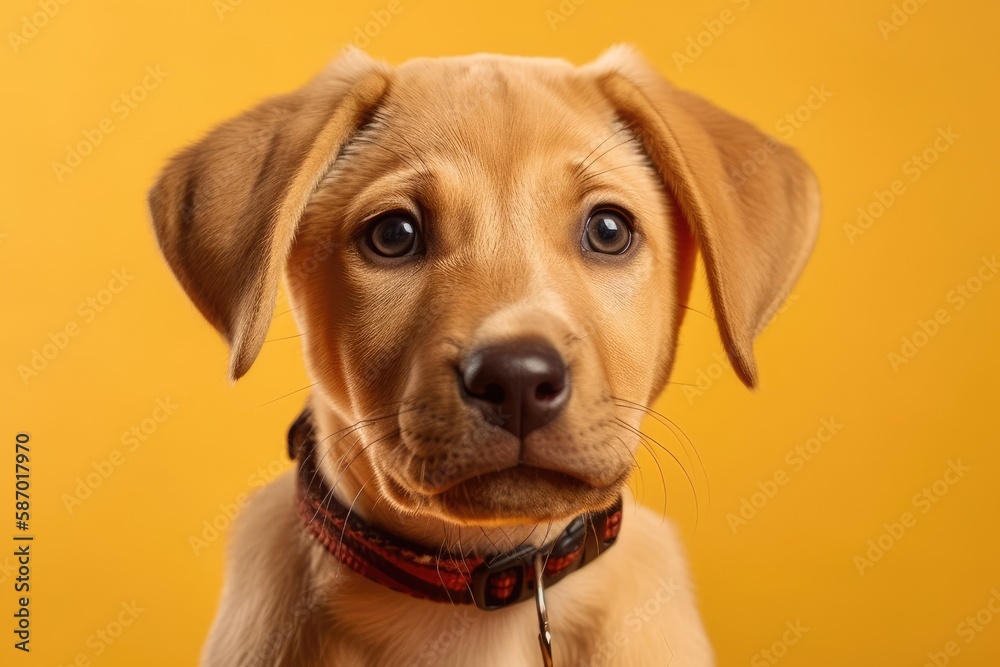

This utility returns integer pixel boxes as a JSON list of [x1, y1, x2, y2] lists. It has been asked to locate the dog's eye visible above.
[[366, 213, 420, 258], [583, 209, 633, 255]]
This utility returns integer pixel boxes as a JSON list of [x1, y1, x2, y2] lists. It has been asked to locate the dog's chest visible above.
[[319, 565, 622, 666], [324, 603, 593, 667]]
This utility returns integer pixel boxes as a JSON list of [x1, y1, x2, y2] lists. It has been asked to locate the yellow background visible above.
[[3, 0, 999, 664]]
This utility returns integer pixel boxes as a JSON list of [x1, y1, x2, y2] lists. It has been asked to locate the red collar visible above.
[[288, 408, 622, 610]]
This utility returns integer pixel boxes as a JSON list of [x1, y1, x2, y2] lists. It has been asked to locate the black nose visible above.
[[459, 339, 570, 438]]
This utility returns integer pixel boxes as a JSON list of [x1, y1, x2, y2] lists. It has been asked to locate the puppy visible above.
[[149, 45, 819, 666]]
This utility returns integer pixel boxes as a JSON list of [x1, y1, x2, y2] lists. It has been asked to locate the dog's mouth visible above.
[[385, 462, 629, 524]]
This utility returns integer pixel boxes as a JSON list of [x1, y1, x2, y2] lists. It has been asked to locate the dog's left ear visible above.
[[148, 50, 391, 382], [587, 46, 821, 388]]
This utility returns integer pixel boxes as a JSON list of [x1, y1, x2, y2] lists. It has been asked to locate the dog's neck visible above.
[[305, 394, 579, 555]]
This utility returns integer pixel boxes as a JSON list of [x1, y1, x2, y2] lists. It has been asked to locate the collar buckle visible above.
[[469, 545, 536, 610], [468, 498, 623, 612]]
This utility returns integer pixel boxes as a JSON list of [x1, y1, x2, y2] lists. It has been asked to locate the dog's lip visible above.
[[432, 464, 629, 523], [423, 462, 618, 496], [395, 432, 631, 495], [383, 461, 630, 524]]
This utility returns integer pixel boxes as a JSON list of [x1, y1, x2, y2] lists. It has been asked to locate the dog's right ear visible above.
[[148, 49, 390, 382], [587, 46, 821, 389]]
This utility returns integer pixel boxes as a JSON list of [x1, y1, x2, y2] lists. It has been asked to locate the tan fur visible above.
[[149, 45, 819, 666]]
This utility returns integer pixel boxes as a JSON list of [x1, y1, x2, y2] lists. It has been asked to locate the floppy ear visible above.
[[148, 50, 391, 382], [587, 46, 821, 388]]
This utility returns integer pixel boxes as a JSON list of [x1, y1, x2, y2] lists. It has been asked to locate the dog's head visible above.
[[149, 47, 819, 525]]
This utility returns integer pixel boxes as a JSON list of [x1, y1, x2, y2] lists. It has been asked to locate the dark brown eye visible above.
[[584, 209, 633, 255], [366, 213, 420, 258]]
